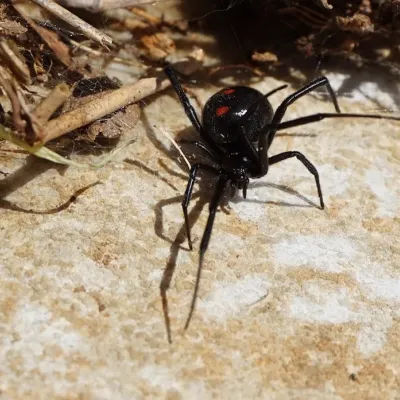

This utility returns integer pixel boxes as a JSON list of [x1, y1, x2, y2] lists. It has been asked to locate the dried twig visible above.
[[317, 0, 333, 10], [26, 0, 113, 47], [0, 64, 43, 142], [58, 0, 165, 12], [12, 3, 73, 67], [130, 6, 162, 25], [0, 40, 31, 84], [68, 38, 142, 67], [0, 65, 25, 132], [33, 83, 71, 130], [15, 85, 42, 142], [41, 75, 171, 144]]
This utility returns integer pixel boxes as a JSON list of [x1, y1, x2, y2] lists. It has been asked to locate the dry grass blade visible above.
[[27, 0, 113, 46], [0, 123, 136, 168], [154, 125, 191, 170]]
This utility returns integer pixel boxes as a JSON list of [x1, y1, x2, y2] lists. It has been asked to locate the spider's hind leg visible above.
[[268, 151, 324, 209]]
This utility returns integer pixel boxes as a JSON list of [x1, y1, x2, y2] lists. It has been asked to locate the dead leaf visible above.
[[140, 32, 175, 61], [11, 4, 73, 67], [85, 103, 141, 140], [252, 51, 278, 63]]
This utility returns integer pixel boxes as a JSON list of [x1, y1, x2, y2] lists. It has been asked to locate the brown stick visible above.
[[58, 0, 163, 12], [0, 66, 25, 132], [41, 75, 171, 144], [0, 40, 31, 84], [28, 0, 113, 46], [34, 83, 71, 131], [68, 38, 142, 67]]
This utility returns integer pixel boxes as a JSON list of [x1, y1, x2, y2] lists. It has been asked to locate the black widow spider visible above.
[[164, 65, 400, 330]]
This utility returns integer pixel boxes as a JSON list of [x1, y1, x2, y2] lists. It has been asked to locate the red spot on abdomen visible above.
[[223, 88, 235, 95], [216, 106, 230, 117]]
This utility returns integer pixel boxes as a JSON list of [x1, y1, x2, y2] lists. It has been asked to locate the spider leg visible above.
[[258, 76, 341, 175], [182, 163, 220, 250], [164, 66, 222, 155], [164, 66, 203, 135], [269, 151, 324, 209], [264, 84, 288, 98], [274, 76, 341, 123], [184, 174, 228, 330], [178, 140, 219, 162], [237, 125, 260, 167], [265, 112, 400, 131]]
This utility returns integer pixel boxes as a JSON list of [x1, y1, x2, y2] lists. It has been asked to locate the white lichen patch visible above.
[[325, 72, 400, 111], [354, 264, 400, 303], [289, 284, 355, 324], [273, 231, 397, 358], [287, 281, 393, 357], [323, 72, 350, 93], [229, 162, 352, 224], [317, 164, 352, 197], [365, 166, 398, 217], [356, 326, 389, 357], [273, 234, 357, 273], [138, 365, 180, 390], [229, 179, 271, 223], [198, 275, 270, 322], [11, 303, 89, 355], [0, 302, 91, 391]]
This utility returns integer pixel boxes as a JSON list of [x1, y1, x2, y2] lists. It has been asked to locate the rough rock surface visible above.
[[0, 70, 399, 399]]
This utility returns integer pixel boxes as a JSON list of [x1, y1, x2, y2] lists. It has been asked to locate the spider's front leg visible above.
[[258, 76, 341, 175], [164, 66, 222, 155], [268, 151, 324, 209], [164, 66, 203, 135], [182, 163, 219, 250], [272, 76, 341, 129]]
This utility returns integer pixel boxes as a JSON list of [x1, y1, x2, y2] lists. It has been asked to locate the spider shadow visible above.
[[155, 168, 216, 343], [154, 162, 321, 342], [231, 180, 320, 209], [123, 159, 180, 192]]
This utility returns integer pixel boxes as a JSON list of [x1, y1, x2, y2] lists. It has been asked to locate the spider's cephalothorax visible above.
[[163, 65, 400, 333]]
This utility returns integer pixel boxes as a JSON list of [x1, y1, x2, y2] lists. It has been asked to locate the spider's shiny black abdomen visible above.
[[202, 86, 274, 148]]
